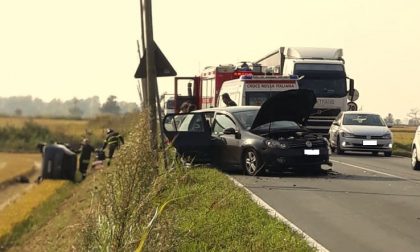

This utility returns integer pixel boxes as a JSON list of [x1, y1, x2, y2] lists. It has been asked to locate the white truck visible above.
[[217, 75, 299, 107], [256, 47, 358, 136]]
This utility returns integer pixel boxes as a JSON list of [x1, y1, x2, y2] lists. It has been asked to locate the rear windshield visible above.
[[166, 100, 175, 109], [343, 114, 385, 126], [245, 92, 282, 106]]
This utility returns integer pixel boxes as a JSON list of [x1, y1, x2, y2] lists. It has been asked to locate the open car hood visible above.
[[251, 89, 317, 129]]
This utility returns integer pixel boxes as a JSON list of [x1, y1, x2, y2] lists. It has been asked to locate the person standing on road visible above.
[[102, 128, 124, 165], [222, 93, 237, 106], [78, 138, 95, 179]]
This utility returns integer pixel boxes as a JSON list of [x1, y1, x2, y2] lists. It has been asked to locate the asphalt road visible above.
[[230, 152, 420, 252]]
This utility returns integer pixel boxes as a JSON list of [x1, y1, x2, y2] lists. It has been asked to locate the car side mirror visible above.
[[386, 122, 393, 128], [332, 121, 340, 126], [223, 127, 236, 135]]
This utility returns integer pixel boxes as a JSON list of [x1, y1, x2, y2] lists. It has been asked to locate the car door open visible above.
[[163, 112, 212, 163]]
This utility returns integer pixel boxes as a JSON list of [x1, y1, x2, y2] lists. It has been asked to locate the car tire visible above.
[[412, 147, 420, 170], [242, 148, 262, 176], [329, 139, 336, 152], [384, 151, 392, 157], [307, 165, 323, 175], [372, 151, 378, 156], [336, 137, 344, 155]]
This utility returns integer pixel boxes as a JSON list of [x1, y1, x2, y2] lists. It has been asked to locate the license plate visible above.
[[363, 140, 377, 146], [304, 149, 320, 155]]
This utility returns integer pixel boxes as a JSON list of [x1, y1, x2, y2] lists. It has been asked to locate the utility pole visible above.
[[136, 40, 147, 109], [138, 0, 148, 109], [144, 0, 158, 150]]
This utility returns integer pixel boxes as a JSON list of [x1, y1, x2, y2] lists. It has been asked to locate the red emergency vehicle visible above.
[[173, 63, 263, 112]]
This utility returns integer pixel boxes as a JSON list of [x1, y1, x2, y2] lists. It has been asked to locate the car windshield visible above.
[[342, 114, 386, 126], [294, 63, 347, 98], [232, 110, 300, 130], [233, 110, 258, 129]]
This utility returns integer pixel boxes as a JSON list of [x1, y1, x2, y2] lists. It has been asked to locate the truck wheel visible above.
[[412, 147, 420, 170], [384, 151, 392, 157], [336, 137, 344, 154], [242, 149, 262, 176]]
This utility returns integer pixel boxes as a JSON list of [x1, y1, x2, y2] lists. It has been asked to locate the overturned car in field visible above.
[[163, 89, 332, 175]]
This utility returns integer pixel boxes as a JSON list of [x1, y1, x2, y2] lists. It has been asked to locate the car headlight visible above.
[[265, 139, 287, 149], [340, 131, 355, 138], [382, 133, 392, 139]]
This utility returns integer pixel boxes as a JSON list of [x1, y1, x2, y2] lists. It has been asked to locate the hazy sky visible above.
[[1, 0, 419, 121]]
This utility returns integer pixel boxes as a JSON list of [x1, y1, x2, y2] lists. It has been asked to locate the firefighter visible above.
[[102, 128, 124, 165], [78, 138, 95, 179]]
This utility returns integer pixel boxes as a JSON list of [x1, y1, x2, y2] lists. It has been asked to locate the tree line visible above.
[[0, 95, 139, 118], [383, 108, 420, 126]]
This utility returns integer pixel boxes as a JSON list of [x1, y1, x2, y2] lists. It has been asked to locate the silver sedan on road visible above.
[[328, 111, 393, 156]]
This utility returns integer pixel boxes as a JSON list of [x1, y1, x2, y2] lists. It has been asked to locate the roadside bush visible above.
[[83, 111, 160, 251], [0, 119, 103, 152], [0, 121, 53, 152]]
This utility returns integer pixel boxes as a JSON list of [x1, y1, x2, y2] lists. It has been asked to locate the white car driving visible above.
[[329, 111, 393, 156], [411, 126, 420, 170]]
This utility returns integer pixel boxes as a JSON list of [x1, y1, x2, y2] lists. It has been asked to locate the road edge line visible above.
[[228, 176, 329, 252]]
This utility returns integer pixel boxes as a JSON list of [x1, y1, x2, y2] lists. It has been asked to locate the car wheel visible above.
[[411, 147, 420, 170], [242, 149, 262, 176], [336, 137, 344, 154], [329, 139, 336, 152], [306, 165, 323, 175], [384, 151, 392, 157], [372, 151, 378, 156]]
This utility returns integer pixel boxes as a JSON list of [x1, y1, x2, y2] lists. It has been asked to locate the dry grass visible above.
[[392, 127, 416, 145], [0, 153, 41, 182], [0, 180, 67, 238]]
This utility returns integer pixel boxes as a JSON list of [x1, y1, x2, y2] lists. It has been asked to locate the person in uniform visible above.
[[102, 128, 124, 165], [78, 138, 95, 179]]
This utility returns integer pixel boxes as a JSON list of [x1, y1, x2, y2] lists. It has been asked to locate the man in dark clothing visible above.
[[78, 138, 95, 179], [222, 93, 237, 106], [102, 128, 124, 165]]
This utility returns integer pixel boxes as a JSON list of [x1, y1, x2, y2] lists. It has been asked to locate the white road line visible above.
[[228, 176, 329, 252], [330, 159, 419, 183]]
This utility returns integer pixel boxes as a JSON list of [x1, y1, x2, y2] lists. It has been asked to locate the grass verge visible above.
[[0, 180, 70, 250], [142, 166, 316, 251]]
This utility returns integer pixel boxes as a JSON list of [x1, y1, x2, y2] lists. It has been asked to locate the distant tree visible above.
[[14, 108, 22, 116], [395, 119, 402, 125], [68, 98, 83, 118], [100, 95, 121, 115], [407, 108, 420, 126], [384, 113, 394, 124]]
